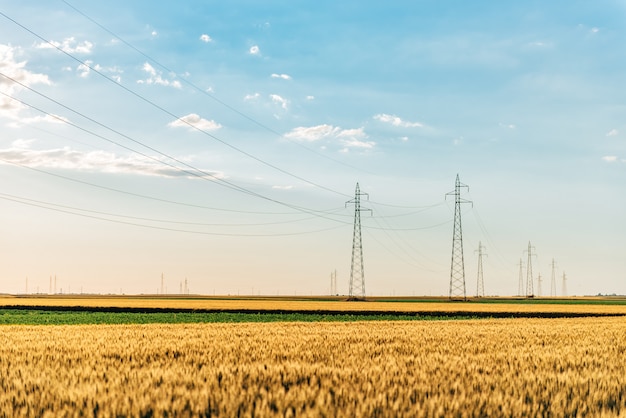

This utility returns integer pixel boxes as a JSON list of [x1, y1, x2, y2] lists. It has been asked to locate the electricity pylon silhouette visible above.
[[475, 242, 487, 297], [562, 272, 567, 296], [346, 183, 371, 299], [550, 259, 557, 297], [524, 241, 536, 297], [446, 174, 472, 300], [517, 258, 524, 296]]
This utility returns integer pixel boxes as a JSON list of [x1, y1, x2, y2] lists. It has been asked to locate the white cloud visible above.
[[244, 93, 260, 101], [249, 45, 260, 55], [151, 30, 158, 37], [0, 142, 222, 179], [199, 34, 212, 43], [137, 62, 181, 88], [168, 113, 222, 131], [306, 95, 315, 100], [373, 113, 423, 128], [271, 73, 292, 80], [284, 124, 338, 142], [602, 156, 618, 162], [272, 185, 293, 190], [341, 138, 375, 149], [36, 37, 93, 54], [269, 94, 288, 110], [606, 129, 619, 137], [0, 44, 55, 123], [284, 124, 373, 149]]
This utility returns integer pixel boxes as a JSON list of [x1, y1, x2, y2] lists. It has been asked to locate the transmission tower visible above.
[[330, 270, 337, 295], [446, 174, 472, 300], [537, 273, 543, 297], [517, 259, 524, 296], [524, 242, 536, 297], [550, 259, 557, 297], [562, 272, 567, 296], [475, 242, 487, 297], [346, 183, 371, 299]]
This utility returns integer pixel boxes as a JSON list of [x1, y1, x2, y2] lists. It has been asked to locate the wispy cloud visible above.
[[606, 129, 619, 137], [137, 63, 181, 88], [0, 140, 222, 179], [168, 113, 222, 131], [36, 37, 93, 54], [499, 122, 516, 129], [374, 113, 423, 128], [271, 73, 292, 80], [244, 93, 260, 101], [284, 124, 373, 150], [199, 34, 213, 43], [602, 155, 618, 162]]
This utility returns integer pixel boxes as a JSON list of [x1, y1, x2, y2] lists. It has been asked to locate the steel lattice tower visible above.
[[476, 242, 486, 297], [537, 273, 543, 297], [346, 183, 370, 299], [517, 259, 524, 296], [446, 174, 472, 300], [525, 241, 535, 297], [550, 259, 557, 297], [562, 272, 567, 296]]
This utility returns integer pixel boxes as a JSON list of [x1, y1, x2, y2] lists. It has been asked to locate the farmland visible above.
[[1, 306, 626, 416]]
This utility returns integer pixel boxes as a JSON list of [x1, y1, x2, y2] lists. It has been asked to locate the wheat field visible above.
[[1, 317, 625, 416]]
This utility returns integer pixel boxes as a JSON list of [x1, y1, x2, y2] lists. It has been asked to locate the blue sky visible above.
[[0, 0, 624, 296]]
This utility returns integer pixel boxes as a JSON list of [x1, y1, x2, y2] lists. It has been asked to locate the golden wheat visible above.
[[1, 317, 626, 416], [2, 295, 626, 315]]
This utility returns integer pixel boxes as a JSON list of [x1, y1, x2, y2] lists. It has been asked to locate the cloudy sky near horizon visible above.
[[0, 0, 624, 296]]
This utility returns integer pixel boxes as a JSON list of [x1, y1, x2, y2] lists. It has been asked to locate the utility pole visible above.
[[446, 174, 472, 300], [550, 259, 557, 297], [524, 242, 536, 297], [160, 273, 164, 295], [517, 259, 524, 297], [562, 272, 567, 296], [330, 270, 337, 296], [346, 183, 371, 299], [476, 242, 487, 297]]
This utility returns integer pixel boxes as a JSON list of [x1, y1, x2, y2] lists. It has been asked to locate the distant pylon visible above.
[[524, 242, 536, 297], [446, 174, 472, 300], [160, 273, 164, 295], [537, 273, 543, 297], [346, 183, 371, 299], [330, 270, 337, 295], [562, 272, 567, 296], [517, 259, 524, 296], [475, 242, 487, 297], [550, 259, 557, 297]]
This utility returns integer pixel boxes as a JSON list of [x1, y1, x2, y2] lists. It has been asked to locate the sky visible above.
[[0, 0, 624, 297]]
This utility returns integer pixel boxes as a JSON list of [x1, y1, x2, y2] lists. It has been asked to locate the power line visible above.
[[0, 10, 352, 199], [0, 86, 349, 224], [0, 192, 348, 237], [59, 0, 379, 180]]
